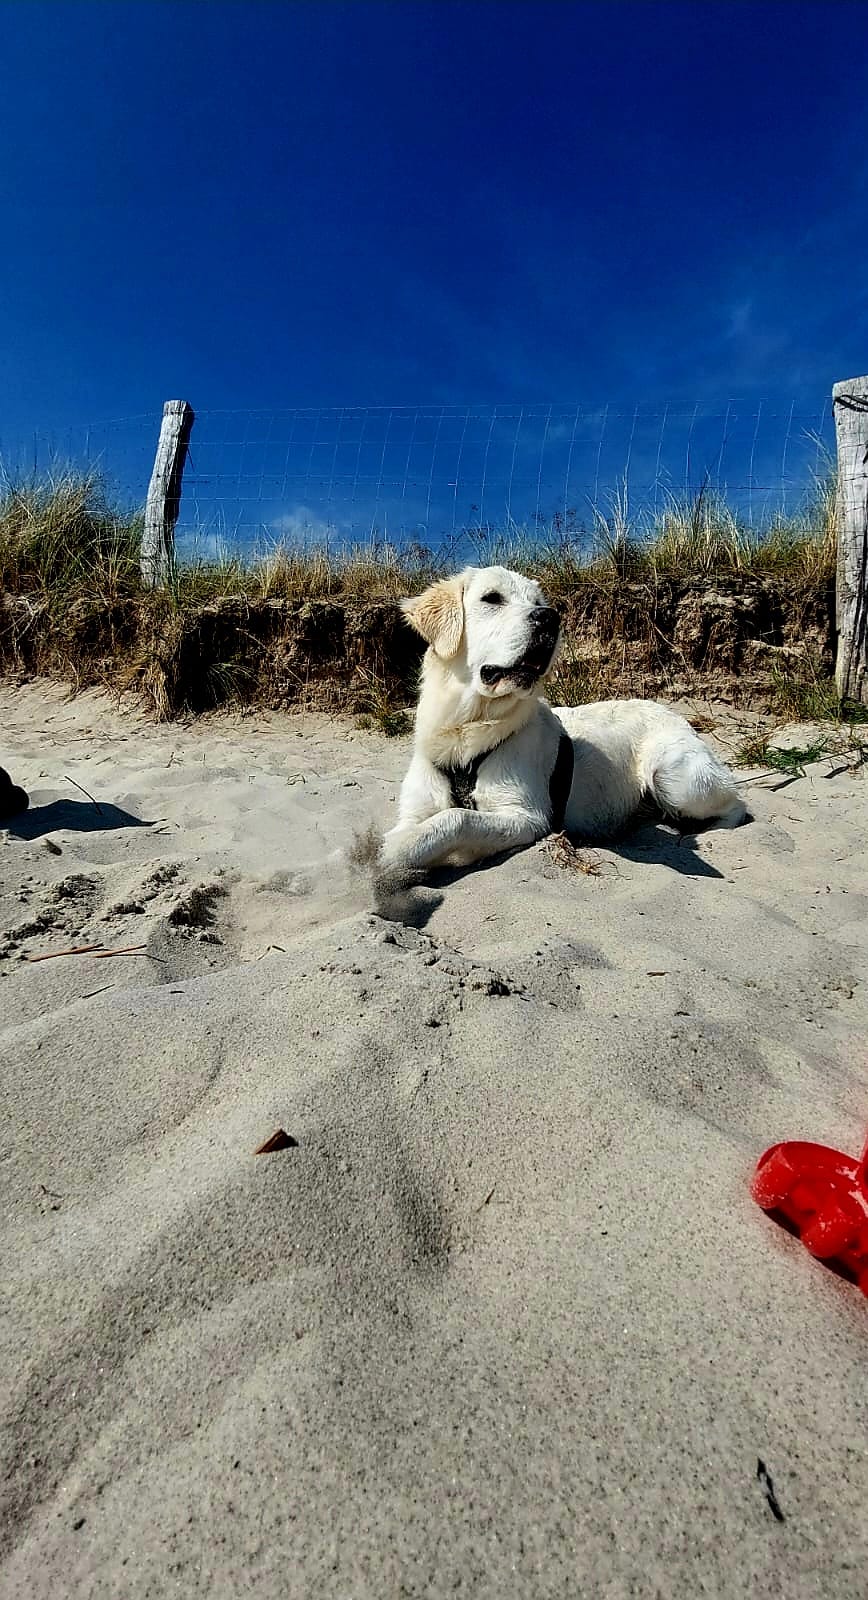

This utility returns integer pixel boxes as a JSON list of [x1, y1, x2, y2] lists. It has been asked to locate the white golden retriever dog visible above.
[[380, 565, 746, 872]]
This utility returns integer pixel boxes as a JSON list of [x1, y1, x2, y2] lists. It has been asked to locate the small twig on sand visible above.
[[25, 944, 105, 962], [26, 942, 149, 963], [92, 944, 148, 959], [64, 775, 104, 816], [544, 832, 606, 876]]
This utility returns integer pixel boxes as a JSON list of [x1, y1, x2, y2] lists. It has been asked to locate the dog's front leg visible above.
[[382, 806, 544, 871]]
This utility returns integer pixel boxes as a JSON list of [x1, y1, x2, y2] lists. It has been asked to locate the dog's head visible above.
[[401, 566, 561, 698]]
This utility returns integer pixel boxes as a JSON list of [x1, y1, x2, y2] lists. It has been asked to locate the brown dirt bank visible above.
[[0, 573, 834, 719]]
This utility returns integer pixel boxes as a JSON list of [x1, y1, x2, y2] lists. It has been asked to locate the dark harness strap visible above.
[[548, 728, 574, 833], [437, 722, 574, 834], [439, 749, 488, 811]]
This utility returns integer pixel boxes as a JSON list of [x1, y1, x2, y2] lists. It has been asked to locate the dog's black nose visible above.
[[530, 606, 559, 631]]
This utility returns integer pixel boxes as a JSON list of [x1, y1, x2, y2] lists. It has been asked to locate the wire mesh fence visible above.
[[0, 398, 836, 560], [0, 414, 155, 514]]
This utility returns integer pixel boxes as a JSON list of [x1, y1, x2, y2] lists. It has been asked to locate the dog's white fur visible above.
[[381, 565, 746, 872]]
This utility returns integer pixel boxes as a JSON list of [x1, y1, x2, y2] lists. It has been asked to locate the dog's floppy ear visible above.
[[400, 573, 468, 658]]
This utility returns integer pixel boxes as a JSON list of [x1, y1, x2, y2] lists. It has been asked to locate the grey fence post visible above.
[[833, 376, 868, 705], [141, 400, 195, 588]]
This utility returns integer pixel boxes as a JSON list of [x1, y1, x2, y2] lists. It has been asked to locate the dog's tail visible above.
[[646, 742, 748, 829]]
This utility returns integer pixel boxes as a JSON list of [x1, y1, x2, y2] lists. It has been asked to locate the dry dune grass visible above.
[[0, 469, 846, 723]]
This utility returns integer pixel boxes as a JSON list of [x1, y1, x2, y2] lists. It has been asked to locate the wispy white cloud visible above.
[[175, 528, 225, 562], [269, 504, 338, 542]]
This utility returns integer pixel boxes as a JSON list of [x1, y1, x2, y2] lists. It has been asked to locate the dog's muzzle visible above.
[[481, 607, 560, 690]]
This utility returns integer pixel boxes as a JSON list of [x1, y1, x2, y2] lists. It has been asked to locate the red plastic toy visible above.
[[752, 1133, 868, 1297]]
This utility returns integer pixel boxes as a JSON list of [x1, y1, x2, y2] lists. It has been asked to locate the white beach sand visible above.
[[1, 680, 867, 1598]]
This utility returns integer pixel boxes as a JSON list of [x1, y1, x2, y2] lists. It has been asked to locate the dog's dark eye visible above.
[[481, 591, 504, 605]]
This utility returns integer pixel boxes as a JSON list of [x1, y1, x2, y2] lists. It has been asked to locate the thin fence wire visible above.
[[0, 400, 837, 560], [0, 414, 155, 514]]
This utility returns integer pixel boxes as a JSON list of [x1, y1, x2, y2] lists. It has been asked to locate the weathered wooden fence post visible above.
[[141, 400, 195, 588], [833, 376, 868, 705]]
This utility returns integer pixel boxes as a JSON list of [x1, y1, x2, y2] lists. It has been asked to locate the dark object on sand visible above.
[[254, 1129, 298, 1155], [756, 1458, 785, 1523], [0, 767, 29, 821]]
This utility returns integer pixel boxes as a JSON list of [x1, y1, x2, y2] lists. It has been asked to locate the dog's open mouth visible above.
[[481, 644, 555, 691]]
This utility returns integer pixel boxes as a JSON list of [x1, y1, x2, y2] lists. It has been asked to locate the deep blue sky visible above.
[[1, 0, 867, 536]]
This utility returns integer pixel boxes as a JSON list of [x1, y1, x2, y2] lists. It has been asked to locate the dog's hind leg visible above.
[[645, 737, 747, 829]]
